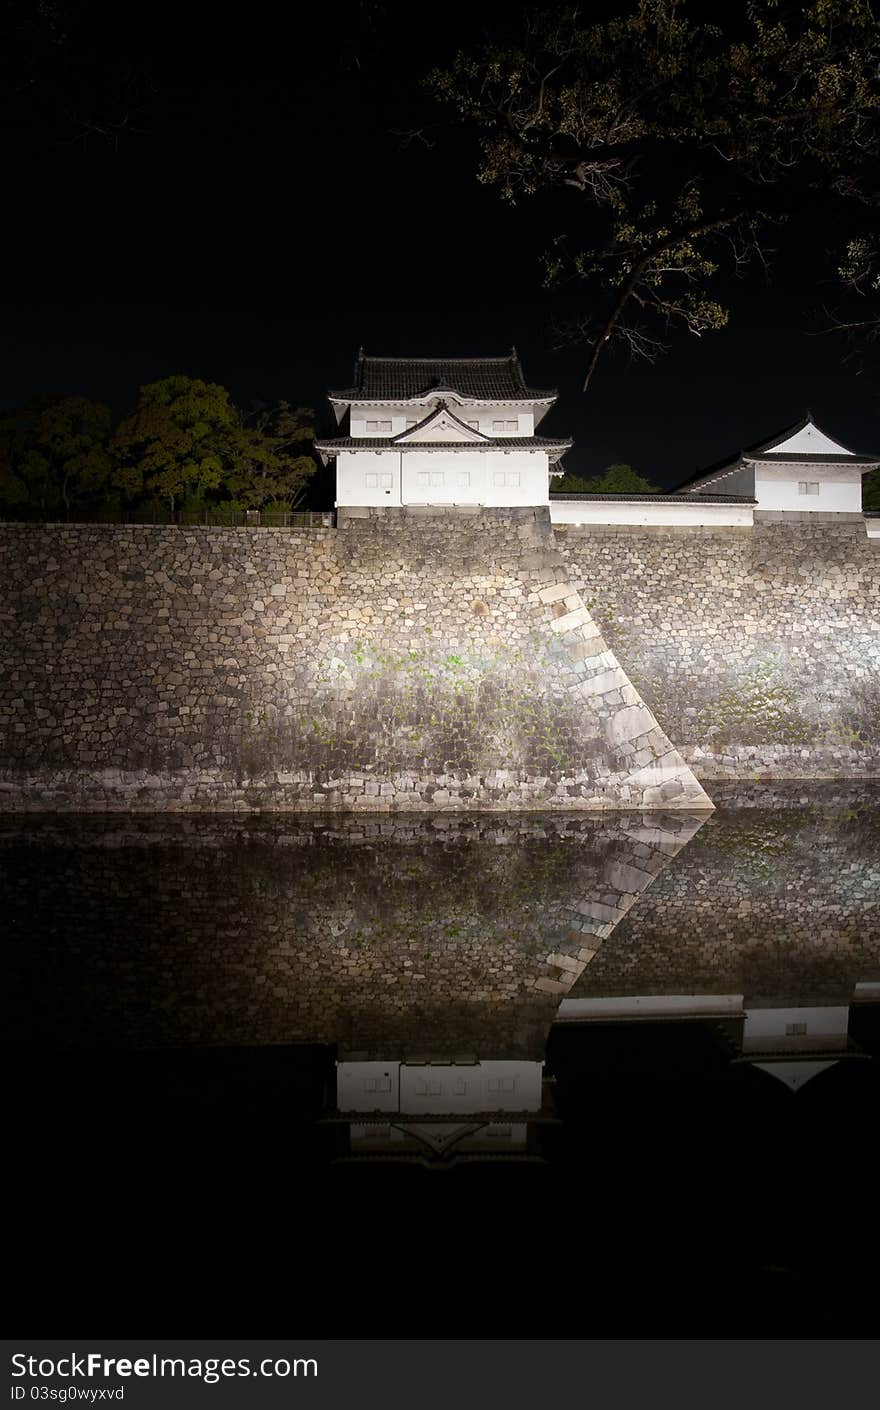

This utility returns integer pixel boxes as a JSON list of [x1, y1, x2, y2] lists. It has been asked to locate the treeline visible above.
[[553, 463, 659, 494], [0, 376, 317, 522]]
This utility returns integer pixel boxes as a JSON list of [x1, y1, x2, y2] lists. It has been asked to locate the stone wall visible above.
[[557, 516, 880, 779], [0, 512, 708, 810], [1, 511, 879, 806], [0, 813, 698, 1057], [572, 789, 880, 1007]]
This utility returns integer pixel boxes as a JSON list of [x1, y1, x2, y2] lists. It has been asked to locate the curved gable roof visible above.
[[673, 413, 880, 492], [390, 402, 490, 443]]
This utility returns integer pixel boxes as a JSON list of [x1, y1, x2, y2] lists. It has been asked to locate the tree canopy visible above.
[[429, 0, 880, 391], [0, 377, 317, 522], [555, 462, 658, 494], [0, 396, 113, 519]]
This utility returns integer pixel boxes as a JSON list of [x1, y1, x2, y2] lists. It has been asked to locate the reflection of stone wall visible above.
[[0, 813, 698, 1058], [557, 518, 880, 778], [0, 514, 709, 810], [572, 796, 880, 1007]]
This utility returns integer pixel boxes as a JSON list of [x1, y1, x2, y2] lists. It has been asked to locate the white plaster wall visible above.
[[335, 450, 402, 506], [336, 1061, 401, 1113], [742, 1006, 849, 1051], [766, 423, 854, 456], [349, 404, 535, 436], [337, 1060, 543, 1114], [550, 500, 754, 527], [403, 450, 548, 506], [335, 450, 550, 506], [754, 470, 863, 513], [398, 1060, 543, 1114]]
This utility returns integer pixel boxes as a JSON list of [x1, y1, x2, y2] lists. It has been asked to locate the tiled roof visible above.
[[329, 350, 556, 402], [315, 435, 572, 460], [551, 493, 756, 504], [673, 414, 879, 491]]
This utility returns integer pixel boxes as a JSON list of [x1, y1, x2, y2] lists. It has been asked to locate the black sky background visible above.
[[3, 0, 879, 489]]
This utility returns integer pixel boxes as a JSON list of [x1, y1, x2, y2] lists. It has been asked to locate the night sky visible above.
[[4, 0, 879, 489]]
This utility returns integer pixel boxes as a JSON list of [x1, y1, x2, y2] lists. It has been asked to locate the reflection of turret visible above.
[[331, 1058, 555, 1164], [552, 984, 878, 1094]]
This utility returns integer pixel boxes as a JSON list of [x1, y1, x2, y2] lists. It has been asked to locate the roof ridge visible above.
[[359, 354, 519, 364]]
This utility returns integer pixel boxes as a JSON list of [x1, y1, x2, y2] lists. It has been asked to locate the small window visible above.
[[405, 419, 416, 430], [492, 470, 521, 488], [378, 420, 392, 432], [430, 470, 444, 487], [492, 419, 519, 433], [508, 471, 520, 488], [366, 420, 378, 432], [506, 420, 518, 432], [785, 1022, 808, 1036], [488, 1077, 515, 1093], [457, 471, 470, 488], [798, 481, 820, 496], [417, 471, 430, 488], [365, 472, 378, 488], [467, 420, 479, 430], [379, 472, 393, 488]]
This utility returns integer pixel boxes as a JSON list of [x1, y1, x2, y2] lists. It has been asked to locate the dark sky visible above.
[[4, 0, 879, 488]]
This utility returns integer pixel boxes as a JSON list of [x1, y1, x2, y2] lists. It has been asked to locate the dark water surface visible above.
[[4, 784, 879, 1335]]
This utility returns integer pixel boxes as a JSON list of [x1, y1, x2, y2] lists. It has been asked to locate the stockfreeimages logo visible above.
[[10, 1352, 318, 1387]]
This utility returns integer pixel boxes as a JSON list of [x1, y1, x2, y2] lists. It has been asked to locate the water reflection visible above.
[[2, 786, 878, 1169]]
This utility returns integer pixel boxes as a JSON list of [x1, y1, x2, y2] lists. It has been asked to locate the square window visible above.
[[430, 470, 444, 487], [417, 471, 430, 488], [506, 420, 518, 432], [492, 420, 505, 432], [378, 420, 392, 433], [488, 1077, 515, 1093], [798, 481, 820, 495], [467, 420, 479, 430], [366, 420, 378, 432], [379, 472, 393, 488], [365, 472, 378, 488], [492, 470, 505, 486]]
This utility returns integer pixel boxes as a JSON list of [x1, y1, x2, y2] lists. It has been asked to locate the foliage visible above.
[[0, 396, 112, 518], [112, 377, 315, 515], [429, 1, 880, 390], [0, 377, 317, 521], [863, 467, 880, 512], [555, 462, 658, 493]]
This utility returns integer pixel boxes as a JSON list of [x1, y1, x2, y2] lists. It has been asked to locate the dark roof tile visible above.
[[329, 351, 555, 402], [316, 435, 572, 456]]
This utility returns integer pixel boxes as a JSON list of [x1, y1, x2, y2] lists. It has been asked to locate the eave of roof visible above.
[[748, 452, 880, 466], [329, 391, 557, 404], [672, 413, 880, 491], [315, 435, 572, 450], [550, 492, 756, 504]]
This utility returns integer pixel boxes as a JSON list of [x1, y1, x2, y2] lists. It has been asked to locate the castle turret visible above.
[[315, 351, 572, 511]]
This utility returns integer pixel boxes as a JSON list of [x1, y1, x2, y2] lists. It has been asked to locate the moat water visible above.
[[4, 783, 879, 1336]]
